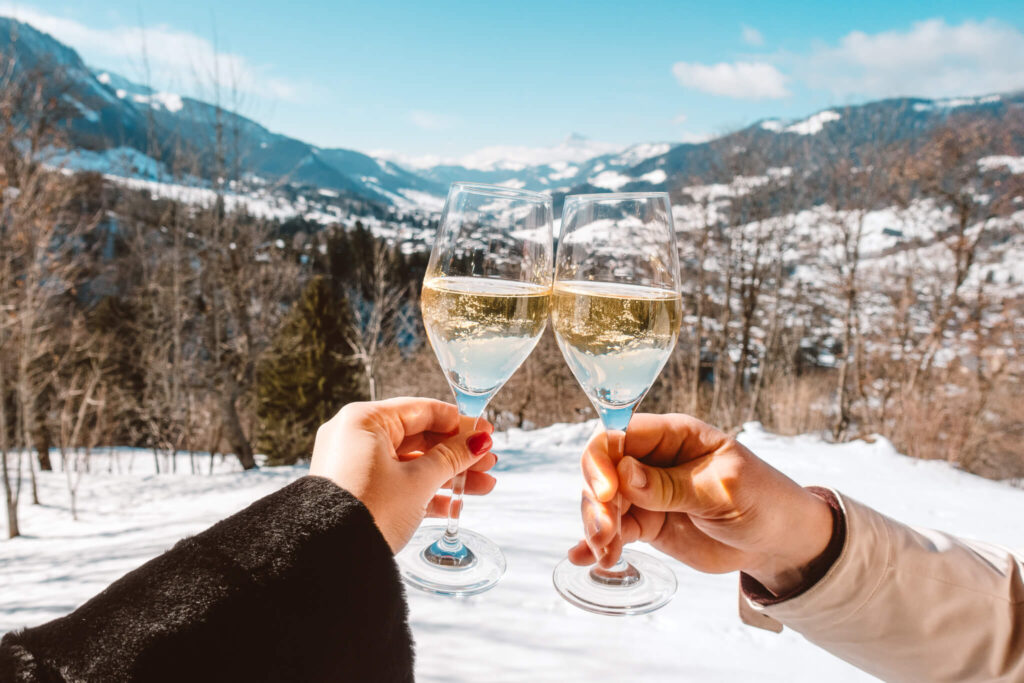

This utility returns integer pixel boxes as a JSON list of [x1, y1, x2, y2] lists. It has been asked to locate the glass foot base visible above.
[[552, 549, 677, 615], [397, 524, 506, 596]]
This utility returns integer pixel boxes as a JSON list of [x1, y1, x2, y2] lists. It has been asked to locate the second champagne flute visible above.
[[396, 182, 553, 596], [551, 191, 682, 615]]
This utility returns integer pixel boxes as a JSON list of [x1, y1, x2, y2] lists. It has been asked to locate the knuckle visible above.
[[432, 443, 462, 476], [314, 422, 330, 444], [338, 401, 366, 421], [663, 471, 687, 509], [715, 456, 746, 498]]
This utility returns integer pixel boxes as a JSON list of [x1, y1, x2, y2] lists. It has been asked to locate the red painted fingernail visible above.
[[467, 432, 492, 456]]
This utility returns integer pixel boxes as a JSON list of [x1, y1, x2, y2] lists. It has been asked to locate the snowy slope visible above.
[[1, 423, 1022, 682]]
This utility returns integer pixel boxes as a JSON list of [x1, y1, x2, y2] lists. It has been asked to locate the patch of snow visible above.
[[785, 110, 841, 135], [548, 165, 578, 181], [115, 89, 127, 99], [918, 96, 999, 112], [96, 72, 112, 85], [588, 170, 632, 191], [611, 143, 671, 166], [936, 97, 978, 109], [639, 169, 667, 184], [130, 92, 184, 113], [978, 156, 1024, 174], [3, 424, 1021, 682], [48, 147, 169, 179], [396, 189, 446, 213], [760, 119, 784, 132], [61, 96, 99, 123]]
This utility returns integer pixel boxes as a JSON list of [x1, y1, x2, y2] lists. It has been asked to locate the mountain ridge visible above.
[[2, 15, 1022, 212]]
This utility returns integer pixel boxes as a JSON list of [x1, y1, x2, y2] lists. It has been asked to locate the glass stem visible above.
[[591, 406, 640, 582], [442, 389, 490, 547], [442, 470, 468, 543], [604, 427, 627, 568]]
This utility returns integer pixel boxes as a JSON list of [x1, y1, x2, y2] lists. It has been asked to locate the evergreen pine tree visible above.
[[256, 276, 366, 465]]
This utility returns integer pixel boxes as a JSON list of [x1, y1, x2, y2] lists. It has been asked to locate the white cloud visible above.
[[0, 6, 298, 101], [672, 61, 789, 99], [741, 25, 764, 46], [802, 18, 1024, 98], [408, 110, 454, 130], [672, 113, 688, 125]]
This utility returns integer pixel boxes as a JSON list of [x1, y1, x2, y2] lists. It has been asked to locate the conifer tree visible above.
[[256, 276, 365, 465]]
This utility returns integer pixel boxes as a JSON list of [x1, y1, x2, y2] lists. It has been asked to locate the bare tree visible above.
[[51, 319, 104, 520], [344, 238, 406, 401]]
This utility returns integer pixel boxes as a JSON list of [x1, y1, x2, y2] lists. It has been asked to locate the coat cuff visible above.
[[741, 487, 847, 605], [739, 489, 891, 633], [738, 487, 847, 632]]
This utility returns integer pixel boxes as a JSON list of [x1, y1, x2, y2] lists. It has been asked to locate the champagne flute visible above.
[[551, 192, 681, 615], [396, 182, 553, 596]]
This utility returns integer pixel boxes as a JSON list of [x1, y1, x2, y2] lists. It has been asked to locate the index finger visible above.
[[624, 413, 731, 466], [372, 397, 460, 447], [581, 433, 618, 503]]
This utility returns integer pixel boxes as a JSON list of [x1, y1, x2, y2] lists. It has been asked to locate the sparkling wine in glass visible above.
[[551, 192, 681, 615], [396, 182, 553, 596]]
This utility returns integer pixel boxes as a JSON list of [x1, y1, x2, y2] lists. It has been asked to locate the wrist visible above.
[[744, 489, 835, 596]]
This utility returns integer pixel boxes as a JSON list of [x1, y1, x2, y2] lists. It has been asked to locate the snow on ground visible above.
[[979, 155, 1024, 174], [785, 110, 841, 135], [2, 423, 1023, 682], [639, 169, 668, 185], [611, 143, 672, 167], [588, 170, 632, 191]]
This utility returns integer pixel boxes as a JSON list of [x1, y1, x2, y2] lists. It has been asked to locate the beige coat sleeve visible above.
[[740, 490, 1024, 683]]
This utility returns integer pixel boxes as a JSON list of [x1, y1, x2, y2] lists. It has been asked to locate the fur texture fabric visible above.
[[0, 476, 414, 682]]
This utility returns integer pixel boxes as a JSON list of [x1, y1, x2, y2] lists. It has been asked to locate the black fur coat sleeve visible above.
[[0, 476, 414, 682]]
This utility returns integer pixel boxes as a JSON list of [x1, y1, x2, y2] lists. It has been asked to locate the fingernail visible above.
[[628, 459, 647, 489], [467, 432, 492, 456]]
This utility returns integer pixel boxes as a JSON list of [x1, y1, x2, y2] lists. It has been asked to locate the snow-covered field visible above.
[[2, 422, 1023, 682]]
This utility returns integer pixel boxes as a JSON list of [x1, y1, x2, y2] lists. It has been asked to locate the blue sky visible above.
[[3, 1, 1024, 162]]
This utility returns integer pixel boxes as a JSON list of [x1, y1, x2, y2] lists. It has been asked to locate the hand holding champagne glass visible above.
[[396, 182, 553, 596], [551, 192, 682, 615]]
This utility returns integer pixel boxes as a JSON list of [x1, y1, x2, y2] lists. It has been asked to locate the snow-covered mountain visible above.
[[0, 17, 445, 208], [394, 94, 1024, 205], [4, 14, 1023, 215], [375, 136, 673, 195]]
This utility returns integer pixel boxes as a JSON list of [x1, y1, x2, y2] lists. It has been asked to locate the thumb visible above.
[[412, 430, 493, 488], [617, 456, 699, 513]]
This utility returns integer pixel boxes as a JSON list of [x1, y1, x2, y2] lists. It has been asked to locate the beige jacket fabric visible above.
[[740, 490, 1024, 683]]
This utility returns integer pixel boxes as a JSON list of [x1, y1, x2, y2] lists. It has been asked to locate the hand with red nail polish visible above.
[[569, 414, 832, 596], [310, 398, 496, 552]]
